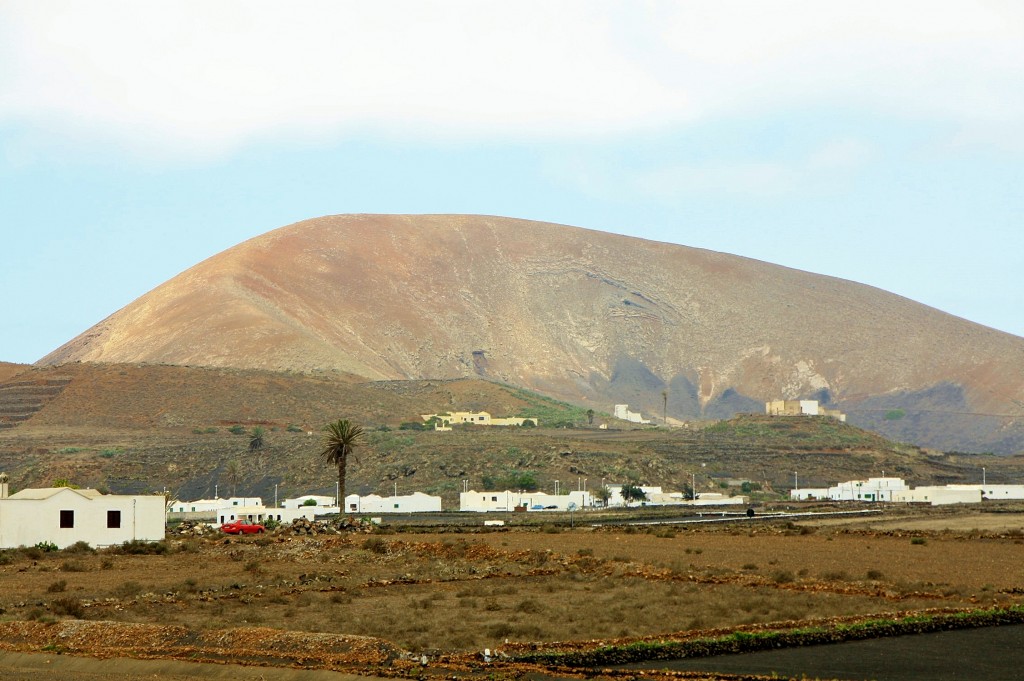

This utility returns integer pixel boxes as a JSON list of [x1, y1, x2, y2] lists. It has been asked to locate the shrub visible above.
[[911, 537, 927, 545], [227, 425, 246, 435], [302, 498, 318, 506], [884, 409, 906, 421], [49, 598, 83, 618], [35, 541, 59, 553], [113, 581, 144, 598], [770, 570, 796, 584], [286, 424, 303, 433], [866, 569, 885, 580], [50, 596, 84, 618], [46, 580, 67, 593], [362, 537, 388, 554], [62, 541, 94, 554], [112, 540, 168, 555], [60, 560, 88, 572]]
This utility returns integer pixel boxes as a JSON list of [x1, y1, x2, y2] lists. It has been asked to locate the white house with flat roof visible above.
[[0, 478, 165, 549]]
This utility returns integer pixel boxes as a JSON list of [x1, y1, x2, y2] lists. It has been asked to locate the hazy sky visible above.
[[2, 1, 1022, 364]]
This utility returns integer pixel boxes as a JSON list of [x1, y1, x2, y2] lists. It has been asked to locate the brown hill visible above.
[[38, 214, 1024, 453], [1, 363, 1011, 502]]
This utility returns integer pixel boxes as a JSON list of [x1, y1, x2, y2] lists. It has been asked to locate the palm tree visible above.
[[662, 389, 669, 425], [320, 419, 365, 506], [249, 426, 266, 452], [223, 459, 242, 496]]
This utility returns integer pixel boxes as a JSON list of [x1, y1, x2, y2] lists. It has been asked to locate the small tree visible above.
[[594, 486, 612, 507], [620, 483, 648, 505], [320, 419, 365, 504], [249, 426, 266, 452], [586, 409, 595, 425]]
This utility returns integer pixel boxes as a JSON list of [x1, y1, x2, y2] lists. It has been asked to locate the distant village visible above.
[[0, 396, 1015, 550]]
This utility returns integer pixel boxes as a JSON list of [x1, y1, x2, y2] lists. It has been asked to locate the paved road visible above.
[[619, 624, 1024, 680]]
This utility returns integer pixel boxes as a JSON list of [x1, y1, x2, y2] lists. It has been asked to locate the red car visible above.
[[220, 519, 266, 535]]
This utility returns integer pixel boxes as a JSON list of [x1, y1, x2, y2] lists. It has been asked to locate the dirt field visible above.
[[0, 509, 1022, 680]]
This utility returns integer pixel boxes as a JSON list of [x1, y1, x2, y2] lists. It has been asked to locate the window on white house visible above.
[[60, 510, 74, 528], [107, 510, 121, 528]]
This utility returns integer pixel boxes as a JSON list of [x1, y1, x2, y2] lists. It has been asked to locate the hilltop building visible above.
[[765, 399, 845, 422], [613, 404, 651, 424], [420, 411, 537, 431]]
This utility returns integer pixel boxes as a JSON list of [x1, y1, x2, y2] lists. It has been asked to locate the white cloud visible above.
[[0, 1, 1021, 158]]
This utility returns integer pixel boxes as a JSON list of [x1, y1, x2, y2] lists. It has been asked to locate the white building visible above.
[[827, 477, 909, 502], [344, 492, 442, 514], [168, 496, 262, 514], [282, 494, 336, 509], [788, 477, 1007, 506], [460, 490, 592, 512], [766, 399, 846, 422], [0, 480, 165, 549], [613, 404, 651, 425]]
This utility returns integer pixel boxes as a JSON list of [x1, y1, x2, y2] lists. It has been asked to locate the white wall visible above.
[[892, 487, 981, 506], [0, 489, 165, 549], [344, 492, 442, 514], [215, 504, 317, 526], [946, 484, 1024, 500], [282, 494, 336, 509], [168, 496, 262, 513], [460, 490, 592, 512]]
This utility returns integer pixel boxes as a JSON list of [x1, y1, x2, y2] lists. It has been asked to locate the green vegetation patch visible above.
[[512, 606, 1024, 667], [504, 385, 591, 426]]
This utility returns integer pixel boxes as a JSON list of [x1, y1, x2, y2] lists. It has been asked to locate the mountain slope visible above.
[[39, 214, 1024, 452]]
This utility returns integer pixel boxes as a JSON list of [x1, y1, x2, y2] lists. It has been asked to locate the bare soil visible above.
[[0, 511, 1022, 679]]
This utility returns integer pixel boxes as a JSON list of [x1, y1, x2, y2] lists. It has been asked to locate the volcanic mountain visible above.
[[40, 214, 1024, 453]]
